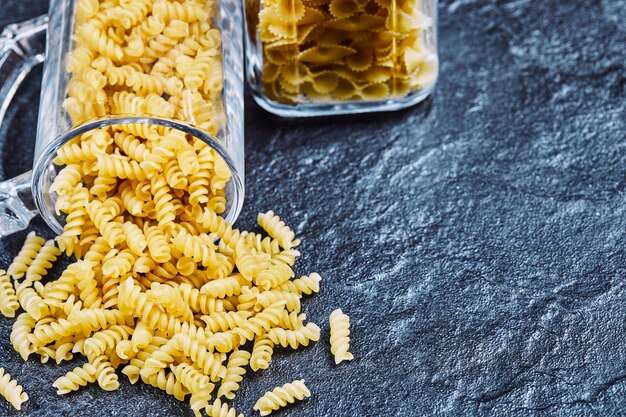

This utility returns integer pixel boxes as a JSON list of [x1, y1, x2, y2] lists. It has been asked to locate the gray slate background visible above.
[[1, 0, 626, 416]]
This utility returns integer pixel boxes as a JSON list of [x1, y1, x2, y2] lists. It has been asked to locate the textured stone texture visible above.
[[1, 0, 625, 416]]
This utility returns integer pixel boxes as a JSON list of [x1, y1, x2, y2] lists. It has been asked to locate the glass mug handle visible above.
[[0, 15, 48, 237]]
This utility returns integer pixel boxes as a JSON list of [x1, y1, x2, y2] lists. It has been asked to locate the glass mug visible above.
[[0, 0, 245, 238], [245, 0, 438, 116]]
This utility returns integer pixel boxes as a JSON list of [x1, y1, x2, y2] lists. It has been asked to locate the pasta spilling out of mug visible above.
[[0, 0, 353, 415]]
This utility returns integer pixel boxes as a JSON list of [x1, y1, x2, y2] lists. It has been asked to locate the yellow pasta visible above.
[[253, 379, 311, 416], [206, 398, 243, 417], [52, 363, 98, 394], [329, 308, 354, 364], [0, 368, 28, 411], [255, 0, 437, 103], [0, 5, 347, 416], [7, 231, 46, 279], [0, 270, 19, 318], [216, 349, 250, 399]]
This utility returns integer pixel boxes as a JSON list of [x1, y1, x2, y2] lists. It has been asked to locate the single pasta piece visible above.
[[257, 211, 300, 249], [216, 349, 250, 399], [329, 308, 354, 364], [0, 270, 19, 318], [7, 231, 45, 279], [253, 379, 311, 416], [0, 368, 29, 410], [52, 363, 98, 394], [205, 398, 243, 417]]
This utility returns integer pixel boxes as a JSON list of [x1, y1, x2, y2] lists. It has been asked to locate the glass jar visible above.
[[0, 0, 245, 237], [245, 0, 438, 116]]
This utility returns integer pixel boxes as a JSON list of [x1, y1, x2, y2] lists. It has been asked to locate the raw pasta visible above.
[[7, 232, 45, 279], [254, 0, 438, 103], [0, 270, 19, 318], [3, 207, 321, 416], [0, 368, 28, 411], [329, 308, 354, 364], [0, 4, 359, 415], [253, 379, 311, 416]]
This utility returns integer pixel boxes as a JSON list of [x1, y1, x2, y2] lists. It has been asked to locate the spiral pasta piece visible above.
[[24, 240, 61, 285], [16, 281, 49, 321], [0, 270, 19, 318], [279, 272, 322, 295], [86, 200, 125, 247], [329, 309, 354, 364], [92, 355, 119, 391], [118, 278, 170, 331], [11, 313, 36, 360], [268, 322, 321, 349], [77, 23, 125, 62], [148, 283, 194, 321], [97, 154, 148, 180], [84, 325, 134, 358], [200, 274, 249, 299], [170, 363, 213, 394], [52, 363, 98, 394], [206, 330, 239, 353], [175, 334, 227, 381], [0, 368, 28, 410], [152, 0, 209, 23], [206, 398, 243, 417], [50, 164, 84, 196], [141, 337, 183, 377], [217, 349, 250, 399], [257, 211, 299, 249], [8, 232, 45, 279], [122, 221, 148, 255], [235, 245, 271, 281], [255, 261, 295, 291], [150, 174, 176, 229], [200, 311, 250, 333], [69, 308, 134, 337], [233, 302, 285, 343], [102, 249, 136, 278], [142, 369, 190, 401], [75, 261, 102, 308], [255, 289, 301, 313], [253, 379, 311, 416], [177, 283, 231, 315], [190, 390, 212, 417], [145, 225, 172, 263], [58, 188, 90, 256]]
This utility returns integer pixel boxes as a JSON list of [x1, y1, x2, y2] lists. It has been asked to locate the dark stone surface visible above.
[[1, 0, 626, 416]]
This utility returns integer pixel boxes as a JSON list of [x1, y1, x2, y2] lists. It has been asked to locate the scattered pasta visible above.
[[329, 308, 354, 364], [0, 2, 358, 415], [3, 208, 322, 416], [253, 0, 438, 104]]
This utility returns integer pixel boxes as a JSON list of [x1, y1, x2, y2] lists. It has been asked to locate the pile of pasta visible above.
[[0, 0, 356, 414], [0, 215, 335, 416], [256, 0, 439, 103]]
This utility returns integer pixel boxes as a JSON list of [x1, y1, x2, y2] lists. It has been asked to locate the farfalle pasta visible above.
[[248, 0, 438, 108]]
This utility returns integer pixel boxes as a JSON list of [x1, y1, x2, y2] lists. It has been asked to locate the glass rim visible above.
[[32, 115, 245, 235]]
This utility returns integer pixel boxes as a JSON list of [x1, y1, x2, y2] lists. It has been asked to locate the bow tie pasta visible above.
[[253, 0, 438, 104]]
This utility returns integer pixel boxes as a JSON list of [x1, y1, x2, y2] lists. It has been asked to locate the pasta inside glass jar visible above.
[[245, 0, 438, 116], [0, 0, 245, 241]]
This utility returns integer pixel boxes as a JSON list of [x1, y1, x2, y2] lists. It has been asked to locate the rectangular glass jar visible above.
[[245, 0, 438, 116]]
